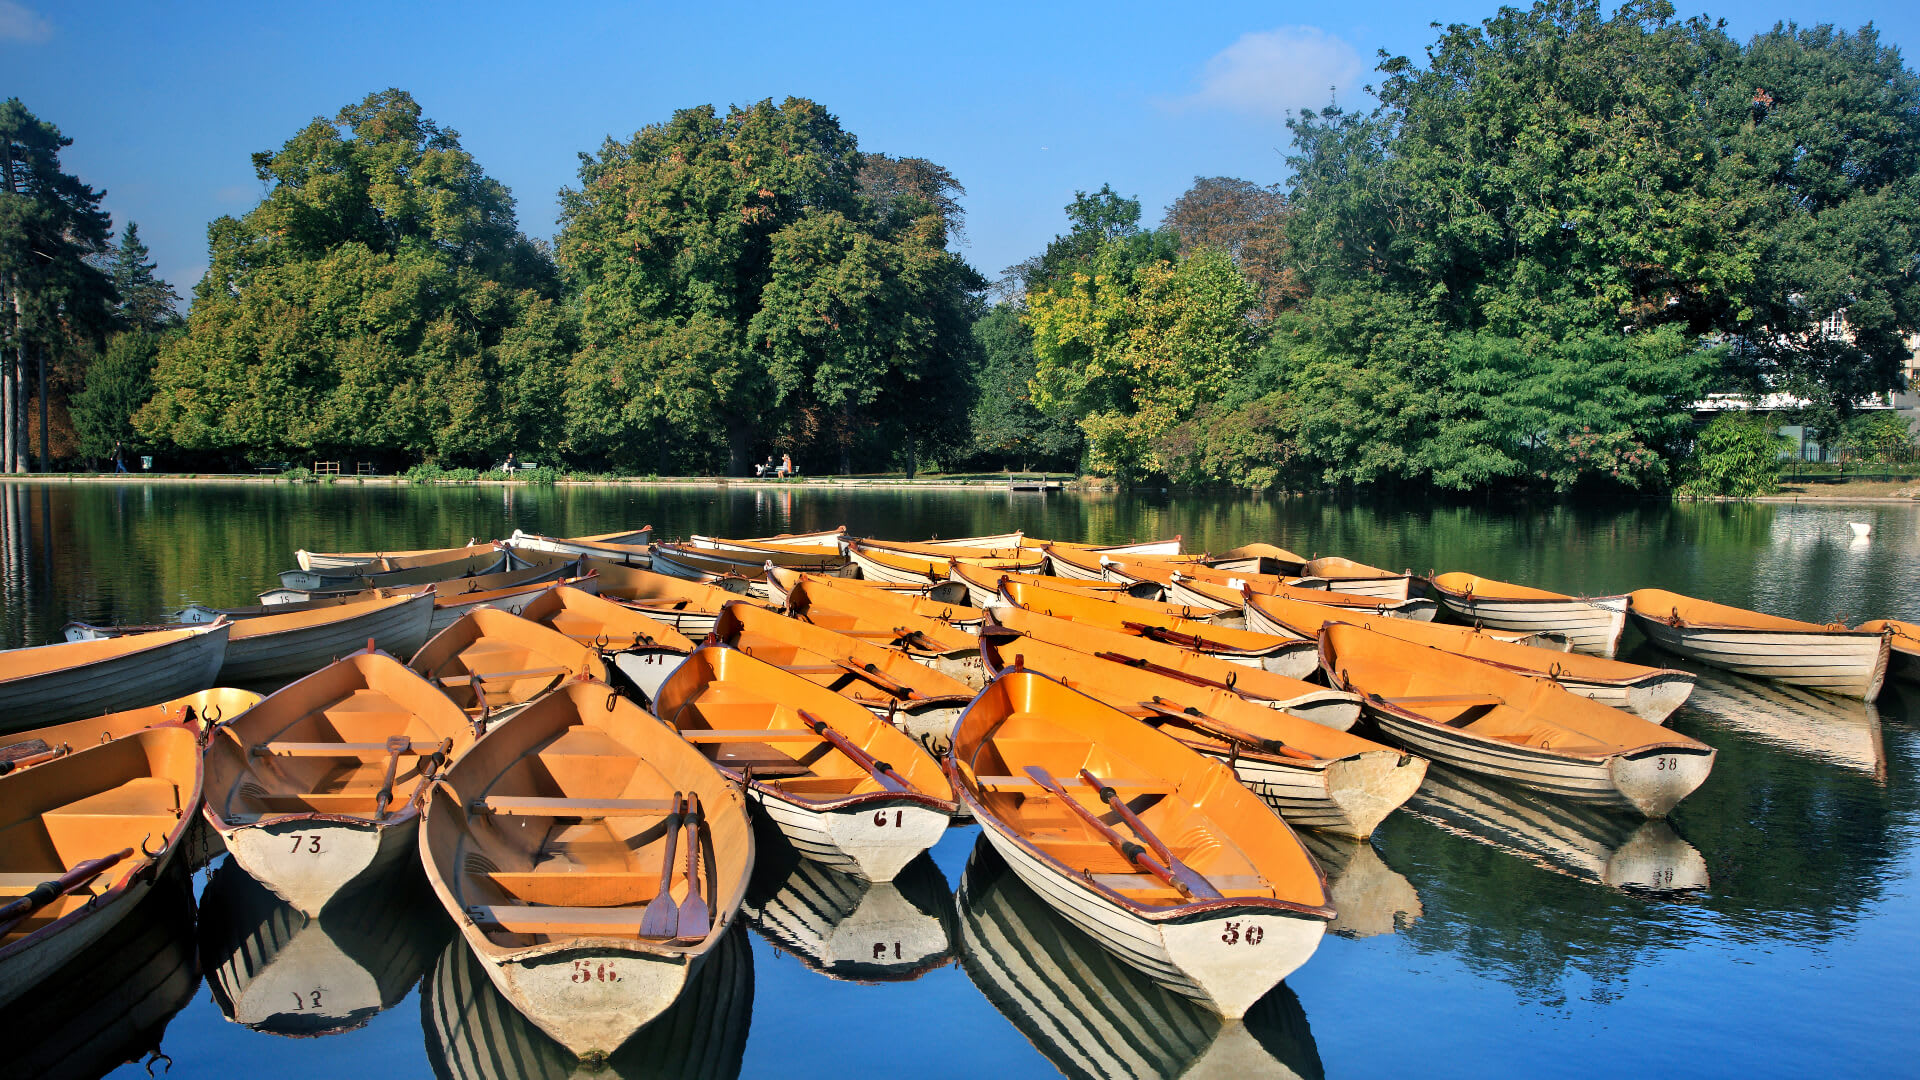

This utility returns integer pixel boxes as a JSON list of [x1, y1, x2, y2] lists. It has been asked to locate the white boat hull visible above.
[[1325, 576, 1412, 601], [1627, 613, 1889, 700], [749, 790, 949, 883], [1432, 591, 1628, 655], [212, 811, 419, 915], [508, 529, 652, 566], [1, 624, 229, 730], [479, 943, 695, 1058], [847, 548, 937, 586], [1358, 705, 1714, 817], [970, 811, 1324, 1019], [1194, 746, 1426, 840]]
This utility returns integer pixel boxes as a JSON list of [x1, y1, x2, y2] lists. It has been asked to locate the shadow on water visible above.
[[199, 856, 449, 1036], [421, 920, 754, 1080], [0, 865, 200, 1080], [742, 815, 957, 983], [954, 836, 1325, 1080], [1372, 653, 1916, 1001]]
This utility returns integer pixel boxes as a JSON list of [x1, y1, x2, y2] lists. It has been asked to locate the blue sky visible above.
[[7, 0, 1917, 304]]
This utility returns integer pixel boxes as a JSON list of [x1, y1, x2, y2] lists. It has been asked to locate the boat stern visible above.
[[216, 813, 409, 915], [1608, 746, 1715, 818], [488, 946, 692, 1059], [1159, 907, 1326, 1019], [1321, 750, 1429, 840]]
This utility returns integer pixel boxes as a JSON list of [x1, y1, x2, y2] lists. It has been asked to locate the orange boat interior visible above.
[[408, 609, 608, 716], [206, 654, 475, 822], [953, 673, 1324, 909]]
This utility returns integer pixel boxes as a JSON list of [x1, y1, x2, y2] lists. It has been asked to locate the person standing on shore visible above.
[[112, 440, 128, 473]]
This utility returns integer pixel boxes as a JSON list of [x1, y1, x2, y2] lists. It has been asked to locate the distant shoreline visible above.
[[3, 472, 1916, 505]]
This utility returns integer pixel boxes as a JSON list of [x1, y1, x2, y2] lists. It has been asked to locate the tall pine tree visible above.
[[109, 223, 180, 331]]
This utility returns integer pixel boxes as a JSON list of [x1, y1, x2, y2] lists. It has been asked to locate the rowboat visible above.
[[1425, 572, 1630, 655], [955, 840, 1325, 1080], [764, 563, 970, 610], [177, 583, 432, 625], [980, 635, 1419, 838], [773, 569, 985, 631], [1042, 544, 1207, 584], [279, 542, 508, 593], [583, 557, 763, 638], [0, 866, 199, 1080], [221, 592, 438, 685], [1207, 543, 1310, 576], [984, 606, 1326, 706], [0, 688, 260, 768], [1626, 589, 1890, 700], [653, 541, 847, 591], [712, 601, 974, 756], [422, 918, 753, 1079], [1001, 575, 1237, 626], [507, 528, 655, 565], [419, 681, 754, 1058], [652, 646, 956, 882], [1170, 571, 1438, 621], [0, 723, 203, 1010], [516, 584, 694, 703], [1295, 831, 1422, 939], [847, 539, 1045, 585], [1321, 623, 1715, 816], [0, 623, 230, 732], [950, 669, 1334, 1017], [785, 578, 986, 687], [263, 546, 515, 602], [949, 559, 1158, 609], [427, 570, 600, 634], [916, 531, 1025, 549], [992, 577, 1306, 673], [201, 645, 476, 913], [686, 534, 848, 565], [200, 855, 444, 1035], [297, 537, 498, 573], [1029, 535, 1186, 557], [1245, 591, 1693, 722], [1297, 557, 1411, 600], [744, 826, 955, 983], [1854, 618, 1920, 684], [1403, 763, 1709, 892], [407, 608, 608, 724], [691, 526, 847, 551]]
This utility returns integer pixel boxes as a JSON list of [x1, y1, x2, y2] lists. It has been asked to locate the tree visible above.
[[137, 89, 561, 465], [1162, 177, 1304, 318], [0, 98, 114, 472], [557, 98, 982, 474], [108, 223, 181, 331], [965, 305, 1080, 469], [1679, 413, 1791, 496], [1028, 247, 1264, 479], [70, 330, 158, 461]]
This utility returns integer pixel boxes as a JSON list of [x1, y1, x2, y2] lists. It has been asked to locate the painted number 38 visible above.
[[572, 960, 619, 984], [1220, 921, 1265, 945]]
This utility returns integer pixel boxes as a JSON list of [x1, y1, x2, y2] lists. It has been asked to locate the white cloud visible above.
[[0, 1, 51, 43], [1179, 26, 1368, 119]]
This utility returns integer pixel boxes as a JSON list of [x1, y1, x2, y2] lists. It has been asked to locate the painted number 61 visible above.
[[873, 810, 904, 828]]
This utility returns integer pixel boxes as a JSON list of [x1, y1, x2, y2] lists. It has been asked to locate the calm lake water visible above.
[[1, 481, 1915, 1079]]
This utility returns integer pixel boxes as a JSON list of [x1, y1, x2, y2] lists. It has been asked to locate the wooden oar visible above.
[[0, 849, 134, 936], [1093, 650, 1237, 692], [372, 735, 412, 820], [638, 794, 684, 940], [796, 709, 911, 794], [0, 743, 66, 777], [827, 658, 923, 699], [1135, 698, 1314, 761], [1021, 766, 1201, 899], [1076, 767, 1223, 899], [677, 793, 709, 942]]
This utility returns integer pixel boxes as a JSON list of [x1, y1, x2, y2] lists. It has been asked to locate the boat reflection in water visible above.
[[0, 866, 200, 1080], [744, 818, 956, 982], [955, 839, 1324, 1080], [1639, 649, 1887, 781], [1295, 832, 1422, 938], [199, 857, 448, 1036], [1401, 764, 1709, 892], [422, 921, 754, 1080]]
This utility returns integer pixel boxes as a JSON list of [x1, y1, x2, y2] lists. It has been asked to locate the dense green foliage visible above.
[[136, 90, 559, 463], [69, 330, 159, 460], [556, 101, 982, 475], [1678, 413, 1791, 496]]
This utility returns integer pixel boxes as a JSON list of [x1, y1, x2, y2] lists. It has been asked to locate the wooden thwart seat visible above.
[[468, 904, 652, 936], [974, 775, 1174, 794], [251, 739, 435, 757], [1090, 872, 1268, 891], [476, 796, 676, 817], [677, 729, 827, 743], [437, 666, 571, 686]]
